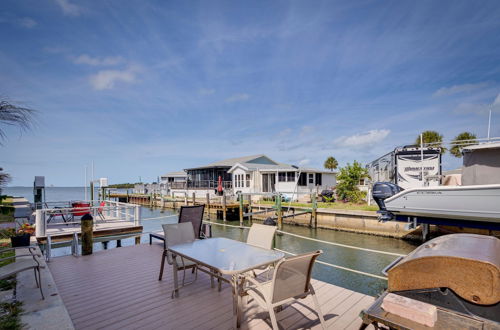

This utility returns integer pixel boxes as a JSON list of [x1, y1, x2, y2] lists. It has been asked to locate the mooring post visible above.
[[248, 194, 252, 224], [192, 192, 196, 205], [81, 214, 93, 255], [184, 192, 188, 205], [239, 193, 244, 227], [206, 193, 210, 220], [311, 194, 318, 229], [116, 239, 122, 247], [135, 235, 141, 245], [276, 193, 283, 230], [222, 192, 227, 222]]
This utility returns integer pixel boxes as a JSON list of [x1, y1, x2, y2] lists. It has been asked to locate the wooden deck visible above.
[[48, 243, 375, 329]]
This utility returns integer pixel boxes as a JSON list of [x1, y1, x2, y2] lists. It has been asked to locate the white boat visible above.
[[384, 184, 500, 222], [373, 142, 500, 225]]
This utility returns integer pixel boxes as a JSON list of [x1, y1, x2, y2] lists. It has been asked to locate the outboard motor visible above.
[[372, 182, 403, 221]]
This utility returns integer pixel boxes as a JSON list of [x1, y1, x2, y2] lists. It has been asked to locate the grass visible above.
[[0, 301, 23, 330], [0, 196, 14, 223], [257, 200, 379, 211], [0, 239, 15, 291]]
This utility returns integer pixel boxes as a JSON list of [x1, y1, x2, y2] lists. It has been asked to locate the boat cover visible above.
[[388, 234, 500, 305], [462, 148, 500, 185]]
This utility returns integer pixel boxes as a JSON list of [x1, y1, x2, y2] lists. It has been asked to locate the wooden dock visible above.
[[48, 243, 375, 329], [36, 214, 143, 244]]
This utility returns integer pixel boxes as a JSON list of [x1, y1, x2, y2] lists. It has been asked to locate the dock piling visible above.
[[238, 193, 244, 227], [192, 192, 196, 205], [276, 194, 283, 230], [81, 214, 93, 255], [311, 194, 318, 228], [222, 192, 227, 222], [206, 193, 210, 220]]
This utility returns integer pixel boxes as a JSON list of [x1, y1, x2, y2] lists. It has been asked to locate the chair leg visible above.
[[159, 251, 166, 280], [34, 268, 39, 288], [310, 287, 326, 329], [268, 306, 280, 330], [218, 272, 222, 292], [37, 268, 44, 300]]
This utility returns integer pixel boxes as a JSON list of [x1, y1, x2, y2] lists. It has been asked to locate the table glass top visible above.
[[169, 237, 284, 275]]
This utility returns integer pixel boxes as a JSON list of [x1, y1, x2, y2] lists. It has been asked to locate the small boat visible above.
[[372, 142, 500, 227]]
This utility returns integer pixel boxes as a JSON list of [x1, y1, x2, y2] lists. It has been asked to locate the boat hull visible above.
[[384, 184, 500, 223]]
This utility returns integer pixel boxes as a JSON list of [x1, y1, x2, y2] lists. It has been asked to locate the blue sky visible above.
[[1, 0, 500, 186]]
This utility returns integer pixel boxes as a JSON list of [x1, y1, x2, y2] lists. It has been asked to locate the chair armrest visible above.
[[244, 275, 265, 288], [0, 246, 37, 254], [0, 254, 35, 262]]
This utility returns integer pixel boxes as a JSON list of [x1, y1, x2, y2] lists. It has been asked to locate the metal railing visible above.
[[35, 200, 141, 237]]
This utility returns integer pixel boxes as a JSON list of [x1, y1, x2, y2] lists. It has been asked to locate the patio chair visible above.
[[246, 223, 277, 279], [247, 223, 277, 250], [178, 205, 205, 239], [150, 204, 206, 246], [96, 201, 106, 221], [242, 250, 326, 330], [0, 247, 44, 299], [158, 222, 198, 297]]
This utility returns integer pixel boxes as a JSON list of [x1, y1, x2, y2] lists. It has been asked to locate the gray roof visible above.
[[463, 142, 500, 151], [230, 162, 336, 174], [185, 155, 277, 170], [161, 171, 187, 177]]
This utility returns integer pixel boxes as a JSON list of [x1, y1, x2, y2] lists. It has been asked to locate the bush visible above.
[[336, 161, 369, 203]]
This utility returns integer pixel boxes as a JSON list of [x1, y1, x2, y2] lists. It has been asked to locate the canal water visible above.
[[3, 187, 418, 296]]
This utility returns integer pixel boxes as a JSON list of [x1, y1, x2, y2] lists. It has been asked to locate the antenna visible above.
[[487, 108, 492, 141], [420, 134, 425, 186]]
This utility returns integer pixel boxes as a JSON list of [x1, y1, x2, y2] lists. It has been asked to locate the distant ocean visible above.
[[2, 186, 130, 203]]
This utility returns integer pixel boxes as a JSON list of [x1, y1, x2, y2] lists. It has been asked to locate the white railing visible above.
[[35, 200, 141, 237]]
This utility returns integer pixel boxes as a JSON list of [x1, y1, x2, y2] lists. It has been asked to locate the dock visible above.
[[34, 200, 143, 244], [48, 243, 375, 329]]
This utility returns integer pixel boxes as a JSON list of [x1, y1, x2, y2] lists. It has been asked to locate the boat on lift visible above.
[[373, 142, 500, 229]]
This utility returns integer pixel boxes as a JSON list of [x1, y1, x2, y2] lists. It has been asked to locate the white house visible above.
[[227, 155, 336, 200]]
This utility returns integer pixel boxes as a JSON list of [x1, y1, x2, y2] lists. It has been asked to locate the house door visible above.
[[262, 174, 276, 192]]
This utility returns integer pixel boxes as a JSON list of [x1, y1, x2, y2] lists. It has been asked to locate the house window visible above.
[[315, 173, 322, 186], [298, 173, 307, 186], [287, 172, 295, 182], [278, 172, 287, 182], [308, 173, 314, 184], [246, 174, 250, 187]]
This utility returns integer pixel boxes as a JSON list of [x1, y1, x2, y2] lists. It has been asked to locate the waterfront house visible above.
[[163, 155, 336, 198], [160, 171, 188, 189], [227, 157, 336, 199]]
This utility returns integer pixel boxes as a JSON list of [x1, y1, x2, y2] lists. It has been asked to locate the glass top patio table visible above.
[[168, 237, 285, 275]]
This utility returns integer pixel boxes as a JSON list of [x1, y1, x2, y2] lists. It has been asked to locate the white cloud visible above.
[[334, 129, 390, 148], [89, 66, 139, 90], [225, 93, 250, 103], [433, 82, 488, 97], [18, 17, 37, 28], [0, 16, 37, 28], [73, 54, 124, 66], [453, 93, 500, 114], [199, 88, 215, 96], [54, 0, 83, 16]]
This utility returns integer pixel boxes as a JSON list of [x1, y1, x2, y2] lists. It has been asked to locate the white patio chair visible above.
[[246, 223, 277, 279], [158, 223, 198, 297], [246, 223, 277, 250], [242, 250, 326, 330]]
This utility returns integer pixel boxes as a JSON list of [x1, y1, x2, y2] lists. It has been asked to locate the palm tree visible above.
[[0, 99, 35, 142], [1, 98, 36, 193], [324, 156, 338, 171], [450, 132, 477, 158], [415, 130, 446, 154]]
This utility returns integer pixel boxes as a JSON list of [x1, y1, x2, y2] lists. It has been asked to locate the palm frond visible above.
[[0, 99, 36, 141]]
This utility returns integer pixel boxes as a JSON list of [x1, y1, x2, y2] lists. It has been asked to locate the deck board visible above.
[[48, 243, 374, 329]]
